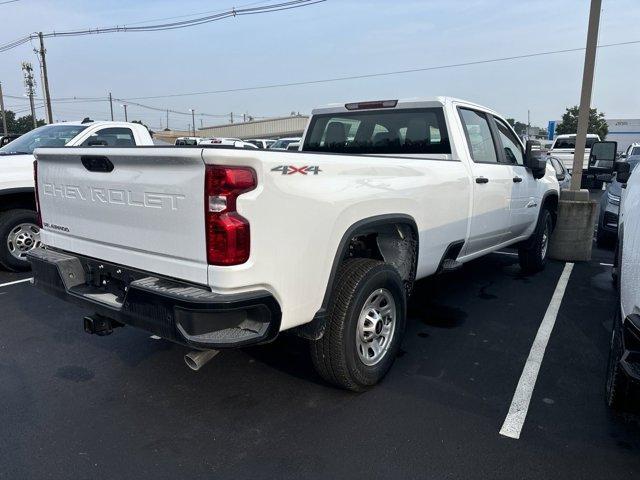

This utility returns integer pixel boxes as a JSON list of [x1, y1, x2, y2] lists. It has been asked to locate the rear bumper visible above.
[[621, 314, 640, 383], [27, 248, 281, 349]]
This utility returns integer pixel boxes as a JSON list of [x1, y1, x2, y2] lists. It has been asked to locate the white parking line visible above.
[[499, 262, 574, 439], [0, 278, 33, 288]]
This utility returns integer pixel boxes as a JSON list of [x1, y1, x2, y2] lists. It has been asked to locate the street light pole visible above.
[[548, 0, 602, 262], [122, 104, 128, 122], [189, 109, 195, 136], [569, 0, 602, 191]]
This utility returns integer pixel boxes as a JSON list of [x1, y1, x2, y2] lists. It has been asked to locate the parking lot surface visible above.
[[1, 246, 639, 479]]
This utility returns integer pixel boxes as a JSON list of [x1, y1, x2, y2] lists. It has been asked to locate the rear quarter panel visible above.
[[203, 148, 471, 331]]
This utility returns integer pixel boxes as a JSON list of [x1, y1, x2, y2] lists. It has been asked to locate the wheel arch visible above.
[[0, 189, 36, 213], [293, 213, 419, 340], [541, 190, 559, 227]]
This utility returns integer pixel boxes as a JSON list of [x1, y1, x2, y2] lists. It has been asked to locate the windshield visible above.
[[552, 137, 598, 150], [630, 146, 640, 156], [270, 139, 299, 149], [0, 124, 88, 155]]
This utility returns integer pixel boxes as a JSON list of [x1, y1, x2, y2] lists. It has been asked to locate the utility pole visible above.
[[36, 32, 53, 124], [200, 118, 203, 129], [189, 109, 195, 136], [166, 109, 169, 130], [570, 0, 601, 191], [230, 112, 234, 124], [0, 82, 7, 135], [527, 110, 531, 139], [122, 104, 128, 122], [22, 62, 37, 129], [108, 92, 114, 121], [548, 0, 602, 262]]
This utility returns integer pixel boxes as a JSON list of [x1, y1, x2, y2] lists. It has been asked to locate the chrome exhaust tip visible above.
[[184, 349, 219, 371]]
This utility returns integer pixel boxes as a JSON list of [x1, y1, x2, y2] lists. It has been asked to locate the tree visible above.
[[0, 110, 45, 135], [555, 106, 608, 139], [506, 118, 528, 136], [13, 115, 45, 134]]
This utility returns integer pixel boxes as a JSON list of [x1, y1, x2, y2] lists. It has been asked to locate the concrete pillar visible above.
[[548, 190, 597, 262]]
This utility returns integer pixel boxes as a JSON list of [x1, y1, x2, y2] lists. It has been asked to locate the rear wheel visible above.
[[518, 208, 552, 273], [605, 309, 632, 411], [0, 209, 41, 272], [310, 258, 406, 391], [596, 227, 615, 249]]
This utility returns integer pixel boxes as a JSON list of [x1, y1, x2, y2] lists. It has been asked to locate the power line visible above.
[[0, 1, 324, 52], [119, 39, 640, 101]]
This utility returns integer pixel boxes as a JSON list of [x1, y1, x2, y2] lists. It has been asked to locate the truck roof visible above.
[[311, 97, 499, 116], [53, 120, 143, 128], [554, 133, 600, 138]]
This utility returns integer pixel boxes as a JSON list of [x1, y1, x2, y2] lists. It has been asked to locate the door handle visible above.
[[475, 177, 489, 184], [513, 176, 523, 183]]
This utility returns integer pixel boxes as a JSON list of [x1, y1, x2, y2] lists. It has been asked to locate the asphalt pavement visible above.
[[1, 245, 638, 479]]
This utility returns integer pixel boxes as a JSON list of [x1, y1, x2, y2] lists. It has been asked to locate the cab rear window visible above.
[[303, 108, 451, 155]]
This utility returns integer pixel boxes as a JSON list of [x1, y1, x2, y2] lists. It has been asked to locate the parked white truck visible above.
[[0, 120, 154, 271], [29, 98, 559, 390]]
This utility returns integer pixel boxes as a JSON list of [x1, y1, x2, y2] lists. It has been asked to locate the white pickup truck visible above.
[[28, 98, 558, 390], [0, 120, 154, 271]]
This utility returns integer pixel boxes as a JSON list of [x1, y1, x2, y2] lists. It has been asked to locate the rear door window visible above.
[[303, 108, 451, 155]]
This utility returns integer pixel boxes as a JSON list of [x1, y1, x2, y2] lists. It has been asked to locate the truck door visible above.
[[458, 108, 513, 255], [491, 116, 537, 239]]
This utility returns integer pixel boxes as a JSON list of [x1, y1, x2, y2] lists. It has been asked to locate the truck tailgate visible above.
[[35, 148, 208, 285]]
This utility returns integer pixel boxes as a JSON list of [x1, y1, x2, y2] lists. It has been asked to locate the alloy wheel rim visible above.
[[356, 288, 397, 366], [7, 222, 41, 261]]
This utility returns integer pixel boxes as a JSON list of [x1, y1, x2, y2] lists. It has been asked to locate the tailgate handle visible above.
[[81, 155, 114, 173]]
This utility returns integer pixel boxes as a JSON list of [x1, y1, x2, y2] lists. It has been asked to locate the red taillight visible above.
[[33, 160, 42, 227], [205, 165, 256, 265]]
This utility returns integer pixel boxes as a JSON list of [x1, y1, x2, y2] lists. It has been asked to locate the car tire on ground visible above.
[[605, 308, 633, 411], [596, 227, 615, 249], [612, 236, 622, 290], [518, 208, 553, 274], [310, 258, 406, 392], [0, 209, 41, 272]]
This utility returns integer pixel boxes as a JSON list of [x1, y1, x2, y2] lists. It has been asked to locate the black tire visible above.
[[612, 238, 620, 289], [596, 227, 615, 249], [310, 258, 406, 392], [605, 309, 632, 411], [0, 209, 40, 272], [518, 208, 553, 274]]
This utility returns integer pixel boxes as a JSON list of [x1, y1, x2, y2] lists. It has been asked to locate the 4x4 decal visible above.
[[271, 165, 322, 175]]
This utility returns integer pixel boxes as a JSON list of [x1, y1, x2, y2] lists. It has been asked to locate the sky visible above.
[[0, 0, 639, 131]]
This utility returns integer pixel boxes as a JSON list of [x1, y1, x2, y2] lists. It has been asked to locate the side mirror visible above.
[[587, 140, 618, 173], [525, 140, 546, 179], [556, 172, 566, 182], [615, 161, 632, 184]]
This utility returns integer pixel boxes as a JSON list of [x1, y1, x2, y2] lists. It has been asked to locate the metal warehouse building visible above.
[[199, 115, 309, 140]]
